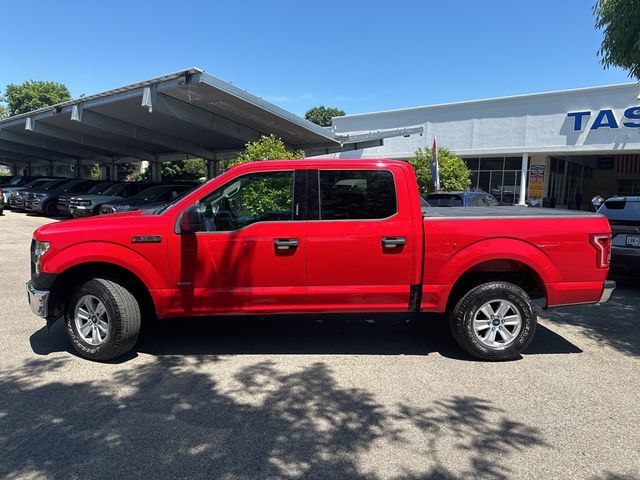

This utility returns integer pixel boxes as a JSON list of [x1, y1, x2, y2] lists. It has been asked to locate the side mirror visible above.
[[180, 205, 202, 233]]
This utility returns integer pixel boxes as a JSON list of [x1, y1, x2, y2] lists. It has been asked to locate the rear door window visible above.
[[317, 170, 397, 220]]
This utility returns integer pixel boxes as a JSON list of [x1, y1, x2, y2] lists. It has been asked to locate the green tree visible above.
[[3, 80, 71, 116], [0, 104, 7, 119], [231, 134, 304, 166], [594, 0, 640, 79], [409, 146, 470, 195], [228, 135, 304, 216], [304, 106, 345, 127], [183, 158, 207, 178], [134, 158, 207, 182]]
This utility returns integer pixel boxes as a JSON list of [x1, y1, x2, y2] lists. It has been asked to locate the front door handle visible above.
[[382, 236, 406, 249], [274, 238, 299, 250]]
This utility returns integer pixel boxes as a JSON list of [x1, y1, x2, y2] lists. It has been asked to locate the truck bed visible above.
[[422, 206, 603, 219]]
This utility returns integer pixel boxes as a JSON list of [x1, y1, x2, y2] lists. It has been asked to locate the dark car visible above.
[[57, 181, 116, 216], [9, 179, 71, 210], [0, 175, 44, 188], [68, 182, 155, 218], [1, 178, 56, 206], [99, 184, 196, 214], [426, 191, 499, 207], [598, 196, 640, 274], [25, 179, 100, 216]]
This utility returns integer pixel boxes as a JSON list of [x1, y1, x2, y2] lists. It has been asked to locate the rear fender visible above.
[[423, 238, 560, 311]]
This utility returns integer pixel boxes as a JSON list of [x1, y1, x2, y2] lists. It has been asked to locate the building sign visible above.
[[529, 165, 545, 199], [567, 107, 640, 131]]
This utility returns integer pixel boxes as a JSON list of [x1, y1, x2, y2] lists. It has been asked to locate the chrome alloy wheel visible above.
[[472, 299, 522, 350], [74, 295, 110, 346]]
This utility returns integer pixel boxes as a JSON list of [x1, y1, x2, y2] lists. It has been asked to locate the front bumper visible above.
[[57, 203, 71, 215], [69, 205, 94, 217], [25, 199, 41, 212], [27, 280, 49, 318], [9, 197, 25, 209], [598, 280, 616, 304]]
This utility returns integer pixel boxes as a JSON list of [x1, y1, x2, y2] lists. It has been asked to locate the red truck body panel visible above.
[[33, 159, 611, 320]]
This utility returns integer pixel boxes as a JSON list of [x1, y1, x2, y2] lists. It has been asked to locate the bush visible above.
[[409, 146, 470, 195]]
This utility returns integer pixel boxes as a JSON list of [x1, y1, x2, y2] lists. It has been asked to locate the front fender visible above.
[[42, 241, 166, 290]]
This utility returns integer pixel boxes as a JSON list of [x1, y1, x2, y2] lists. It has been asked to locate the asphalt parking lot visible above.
[[0, 209, 639, 480]]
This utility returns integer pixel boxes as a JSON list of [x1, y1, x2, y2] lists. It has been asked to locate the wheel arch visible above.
[[436, 238, 560, 312], [48, 261, 156, 322]]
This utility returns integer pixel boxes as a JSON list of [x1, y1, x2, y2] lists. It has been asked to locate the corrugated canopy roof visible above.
[[0, 68, 422, 169]]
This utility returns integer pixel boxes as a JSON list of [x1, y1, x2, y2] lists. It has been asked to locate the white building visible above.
[[321, 83, 640, 209]]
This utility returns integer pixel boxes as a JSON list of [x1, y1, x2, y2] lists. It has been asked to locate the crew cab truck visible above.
[[27, 159, 615, 361]]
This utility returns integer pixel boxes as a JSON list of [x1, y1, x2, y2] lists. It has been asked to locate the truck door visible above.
[[175, 169, 307, 315], [305, 167, 417, 312]]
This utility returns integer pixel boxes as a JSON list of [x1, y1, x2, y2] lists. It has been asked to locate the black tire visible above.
[[65, 278, 141, 361], [449, 281, 537, 361], [43, 201, 57, 217]]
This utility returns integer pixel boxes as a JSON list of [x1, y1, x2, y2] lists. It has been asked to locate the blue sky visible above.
[[0, 0, 634, 117]]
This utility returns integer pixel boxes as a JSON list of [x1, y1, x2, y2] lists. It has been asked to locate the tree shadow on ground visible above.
[[30, 313, 582, 360], [0, 357, 546, 480], [542, 275, 640, 358]]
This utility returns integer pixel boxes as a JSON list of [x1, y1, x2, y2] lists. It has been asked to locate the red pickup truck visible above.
[[27, 159, 615, 361]]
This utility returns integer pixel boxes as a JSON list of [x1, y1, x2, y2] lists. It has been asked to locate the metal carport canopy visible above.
[[0, 67, 422, 174]]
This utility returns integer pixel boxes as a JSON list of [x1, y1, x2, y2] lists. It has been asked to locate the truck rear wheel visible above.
[[449, 281, 537, 361], [65, 278, 141, 361]]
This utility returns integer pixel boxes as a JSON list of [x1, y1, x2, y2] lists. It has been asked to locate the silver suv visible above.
[[598, 196, 640, 274]]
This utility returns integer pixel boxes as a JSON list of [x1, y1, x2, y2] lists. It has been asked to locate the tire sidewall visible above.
[[453, 283, 536, 360], [43, 201, 57, 217], [65, 280, 119, 360]]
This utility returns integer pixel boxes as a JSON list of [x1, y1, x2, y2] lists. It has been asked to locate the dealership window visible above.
[[618, 179, 640, 195], [464, 156, 530, 204], [318, 170, 396, 220], [464, 158, 479, 170]]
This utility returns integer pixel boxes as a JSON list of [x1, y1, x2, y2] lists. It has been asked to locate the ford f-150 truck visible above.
[[27, 159, 615, 361]]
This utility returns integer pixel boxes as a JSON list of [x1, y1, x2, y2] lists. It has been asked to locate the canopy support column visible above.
[[151, 158, 162, 183], [518, 153, 529, 206], [207, 159, 218, 179]]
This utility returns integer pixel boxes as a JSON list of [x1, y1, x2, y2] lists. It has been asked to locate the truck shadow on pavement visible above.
[[30, 312, 582, 361], [0, 356, 549, 479], [542, 275, 640, 358]]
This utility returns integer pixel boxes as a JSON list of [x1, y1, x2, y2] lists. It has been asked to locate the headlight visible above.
[[31, 240, 50, 276]]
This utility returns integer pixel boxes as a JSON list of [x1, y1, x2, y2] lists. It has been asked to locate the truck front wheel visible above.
[[65, 278, 141, 361], [449, 281, 537, 361]]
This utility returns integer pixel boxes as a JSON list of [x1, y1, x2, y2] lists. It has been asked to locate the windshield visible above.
[[23, 179, 50, 188], [9, 177, 23, 186], [41, 179, 70, 191], [132, 185, 180, 201], [86, 182, 115, 195], [154, 185, 203, 214], [100, 183, 134, 196]]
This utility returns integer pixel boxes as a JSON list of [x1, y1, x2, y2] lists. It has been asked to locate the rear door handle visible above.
[[382, 236, 406, 248], [274, 238, 299, 250]]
